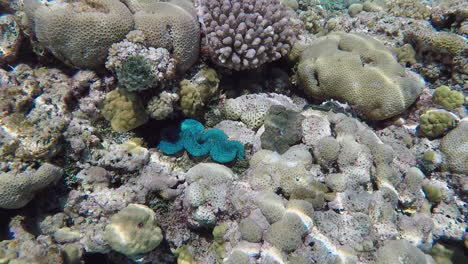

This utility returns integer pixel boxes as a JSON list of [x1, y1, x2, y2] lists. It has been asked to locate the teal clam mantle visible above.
[[158, 119, 245, 163]]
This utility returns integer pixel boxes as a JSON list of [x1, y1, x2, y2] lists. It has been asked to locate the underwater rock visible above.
[[0, 15, 22, 64]]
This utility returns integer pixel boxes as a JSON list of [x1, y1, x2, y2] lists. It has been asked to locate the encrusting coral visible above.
[[296, 32, 424, 120], [101, 88, 149, 132], [197, 0, 300, 70]]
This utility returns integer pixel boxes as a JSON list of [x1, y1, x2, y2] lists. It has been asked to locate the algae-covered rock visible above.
[[261, 105, 304, 154], [101, 89, 148, 132]]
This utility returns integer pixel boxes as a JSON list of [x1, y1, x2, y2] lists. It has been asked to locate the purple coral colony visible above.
[[0, 0, 467, 263]]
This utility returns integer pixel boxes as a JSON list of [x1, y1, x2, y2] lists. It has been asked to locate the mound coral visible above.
[[441, 118, 468, 174], [296, 32, 424, 120], [24, 0, 134, 69], [104, 204, 163, 257], [158, 119, 245, 163], [222, 93, 303, 129], [432, 85, 465, 110], [197, 0, 300, 70], [184, 163, 236, 227], [101, 89, 149, 132], [419, 109, 459, 138], [0, 163, 63, 209]]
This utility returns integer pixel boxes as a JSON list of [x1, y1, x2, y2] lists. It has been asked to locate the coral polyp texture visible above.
[[24, 0, 134, 69], [197, 0, 300, 70], [122, 0, 200, 73], [158, 119, 245, 163], [296, 32, 425, 120]]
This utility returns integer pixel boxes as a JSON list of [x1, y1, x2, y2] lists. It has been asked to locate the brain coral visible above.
[[441, 118, 468, 174], [24, 0, 134, 69], [122, 0, 200, 73], [197, 0, 300, 70], [296, 32, 424, 120], [0, 163, 63, 209]]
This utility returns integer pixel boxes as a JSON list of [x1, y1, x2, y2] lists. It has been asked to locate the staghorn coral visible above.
[[24, 0, 134, 69], [296, 32, 424, 120], [197, 0, 300, 70], [0, 163, 63, 209], [122, 0, 200, 73]]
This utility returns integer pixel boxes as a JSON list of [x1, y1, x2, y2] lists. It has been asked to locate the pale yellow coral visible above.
[[296, 32, 424, 120]]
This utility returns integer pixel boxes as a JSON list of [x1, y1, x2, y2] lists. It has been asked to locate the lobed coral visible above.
[[197, 0, 300, 70], [296, 32, 424, 120], [101, 88, 149, 132], [0, 163, 63, 209], [419, 109, 459, 138], [432, 85, 465, 110]]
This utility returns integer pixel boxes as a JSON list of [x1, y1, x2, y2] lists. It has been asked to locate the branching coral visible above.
[[197, 0, 300, 70]]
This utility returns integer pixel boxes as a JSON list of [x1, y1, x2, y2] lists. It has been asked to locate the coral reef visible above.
[[1, 1, 467, 263], [197, 0, 300, 70], [296, 32, 425, 120]]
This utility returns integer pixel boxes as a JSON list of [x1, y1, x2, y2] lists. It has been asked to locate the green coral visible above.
[[101, 89, 149, 132], [422, 184, 443, 203], [179, 68, 220, 117], [419, 109, 458, 138], [432, 86, 465, 110], [117, 55, 158, 92]]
